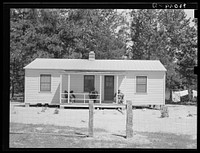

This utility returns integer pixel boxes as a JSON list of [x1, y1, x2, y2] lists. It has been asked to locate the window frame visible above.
[[136, 76, 147, 93], [84, 75, 95, 92], [40, 74, 51, 92]]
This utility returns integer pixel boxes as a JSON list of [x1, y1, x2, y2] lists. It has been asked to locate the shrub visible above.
[[160, 106, 169, 118]]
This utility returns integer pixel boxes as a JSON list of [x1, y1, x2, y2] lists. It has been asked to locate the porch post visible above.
[[116, 75, 119, 104], [124, 75, 127, 103], [68, 74, 70, 103], [99, 75, 102, 104], [60, 74, 62, 104]]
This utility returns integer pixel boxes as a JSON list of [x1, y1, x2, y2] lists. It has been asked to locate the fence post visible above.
[[126, 100, 133, 138], [88, 100, 94, 137]]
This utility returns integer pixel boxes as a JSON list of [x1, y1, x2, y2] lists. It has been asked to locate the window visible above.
[[84, 75, 94, 92], [40, 74, 51, 91], [136, 76, 147, 93]]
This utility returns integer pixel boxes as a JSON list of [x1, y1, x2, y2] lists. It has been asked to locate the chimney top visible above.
[[89, 51, 95, 61]]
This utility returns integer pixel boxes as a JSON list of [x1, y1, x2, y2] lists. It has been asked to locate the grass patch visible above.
[[9, 123, 197, 148], [137, 132, 197, 149], [10, 122, 106, 135]]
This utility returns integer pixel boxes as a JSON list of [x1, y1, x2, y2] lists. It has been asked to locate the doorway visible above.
[[104, 76, 114, 101]]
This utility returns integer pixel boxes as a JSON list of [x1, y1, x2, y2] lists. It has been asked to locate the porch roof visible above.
[[24, 58, 167, 71]]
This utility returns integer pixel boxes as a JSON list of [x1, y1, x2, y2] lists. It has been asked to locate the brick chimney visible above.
[[89, 51, 95, 61]]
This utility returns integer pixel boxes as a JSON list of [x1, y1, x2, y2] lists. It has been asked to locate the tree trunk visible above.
[[11, 80, 14, 99], [169, 89, 172, 102], [188, 88, 192, 102], [11, 58, 16, 99]]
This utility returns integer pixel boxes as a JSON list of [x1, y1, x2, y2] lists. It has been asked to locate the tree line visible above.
[[10, 9, 197, 100]]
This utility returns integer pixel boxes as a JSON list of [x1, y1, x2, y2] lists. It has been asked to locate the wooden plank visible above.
[[60, 74, 62, 104], [126, 100, 133, 138], [100, 75, 102, 104], [88, 100, 94, 137], [68, 74, 70, 103], [116, 75, 118, 104]]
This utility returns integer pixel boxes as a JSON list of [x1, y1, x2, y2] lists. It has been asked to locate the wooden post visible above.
[[124, 75, 127, 103], [126, 100, 133, 138], [68, 74, 70, 103], [88, 100, 94, 137], [116, 75, 119, 104], [99, 75, 102, 104], [60, 74, 62, 104]]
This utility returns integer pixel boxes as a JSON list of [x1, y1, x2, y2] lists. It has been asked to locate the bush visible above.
[[180, 95, 189, 102], [160, 106, 169, 118]]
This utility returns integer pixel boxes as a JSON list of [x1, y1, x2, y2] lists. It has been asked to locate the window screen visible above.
[[40, 74, 51, 91], [136, 76, 147, 93], [84, 75, 94, 92]]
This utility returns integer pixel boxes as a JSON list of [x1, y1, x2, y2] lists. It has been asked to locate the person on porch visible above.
[[89, 87, 98, 103], [70, 90, 76, 103], [114, 90, 124, 104], [64, 90, 76, 103]]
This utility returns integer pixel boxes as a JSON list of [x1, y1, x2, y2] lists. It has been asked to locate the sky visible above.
[[184, 9, 194, 26], [184, 9, 194, 19]]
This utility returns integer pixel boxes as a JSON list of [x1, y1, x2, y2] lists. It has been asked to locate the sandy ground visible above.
[[10, 104, 197, 139]]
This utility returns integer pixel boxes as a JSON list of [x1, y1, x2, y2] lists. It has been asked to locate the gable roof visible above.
[[24, 58, 167, 71]]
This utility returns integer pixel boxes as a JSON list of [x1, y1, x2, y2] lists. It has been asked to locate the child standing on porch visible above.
[[114, 90, 124, 104]]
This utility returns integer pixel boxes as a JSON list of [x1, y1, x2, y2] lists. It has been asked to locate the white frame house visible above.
[[24, 51, 167, 106]]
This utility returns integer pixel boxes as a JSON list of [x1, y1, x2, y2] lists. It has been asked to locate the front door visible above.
[[104, 76, 114, 101]]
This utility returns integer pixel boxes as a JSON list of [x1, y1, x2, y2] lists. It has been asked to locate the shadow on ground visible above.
[[9, 123, 196, 149]]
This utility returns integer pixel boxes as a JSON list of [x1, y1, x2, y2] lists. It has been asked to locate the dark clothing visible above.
[[114, 92, 124, 104], [89, 90, 98, 103], [64, 90, 75, 102]]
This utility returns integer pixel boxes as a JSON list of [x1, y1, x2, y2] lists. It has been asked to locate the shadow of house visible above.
[[112, 133, 126, 139], [51, 84, 60, 104]]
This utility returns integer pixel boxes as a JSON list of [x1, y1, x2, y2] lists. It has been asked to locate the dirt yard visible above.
[[9, 104, 197, 148]]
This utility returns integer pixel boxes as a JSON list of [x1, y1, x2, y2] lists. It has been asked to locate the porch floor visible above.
[[58, 103, 126, 109]]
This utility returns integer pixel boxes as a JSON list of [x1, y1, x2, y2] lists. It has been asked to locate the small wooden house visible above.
[[24, 51, 167, 107]]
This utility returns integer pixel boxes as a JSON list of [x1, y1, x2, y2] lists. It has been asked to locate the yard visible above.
[[10, 103, 197, 148]]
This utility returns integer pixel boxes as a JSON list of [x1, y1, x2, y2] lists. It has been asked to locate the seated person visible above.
[[70, 90, 76, 103], [64, 90, 76, 103], [64, 90, 68, 98], [114, 90, 124, 104], [89, 87, 98, 103]]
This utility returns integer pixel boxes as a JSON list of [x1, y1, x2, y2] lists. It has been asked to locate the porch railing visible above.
[[60, 92, 125, 104], [60, 92, 101, 104]]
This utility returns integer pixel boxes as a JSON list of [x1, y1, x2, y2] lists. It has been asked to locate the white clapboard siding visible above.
[[124, 71, 165, 105], [25, 69, 165, 105], [25, 69, 60, 104], [118, 75, 126, 100], [114, 75, 125, 95]]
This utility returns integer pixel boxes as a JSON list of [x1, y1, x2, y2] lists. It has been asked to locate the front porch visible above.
[[59, 70, 126, 105], [59, 103, 126, 109]]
